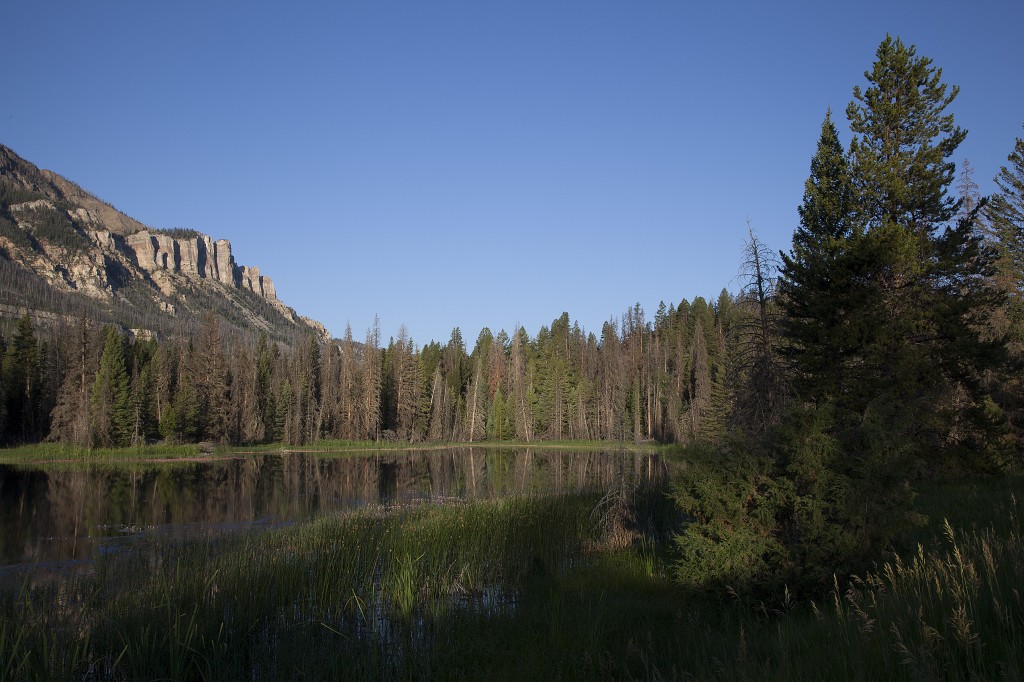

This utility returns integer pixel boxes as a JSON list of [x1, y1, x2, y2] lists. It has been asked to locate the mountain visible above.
[[0, 143, 329, 344]]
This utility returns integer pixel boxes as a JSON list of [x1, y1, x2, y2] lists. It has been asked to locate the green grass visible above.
[[0, 438, 669, 465], [0, 441, 203, 464]]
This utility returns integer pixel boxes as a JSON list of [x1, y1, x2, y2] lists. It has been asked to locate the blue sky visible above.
[[3, 1, 1023, 346]]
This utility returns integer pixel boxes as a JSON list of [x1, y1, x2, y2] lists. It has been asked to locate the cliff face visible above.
[[0, 143, 328, 343], [125, 231, 257, 291]]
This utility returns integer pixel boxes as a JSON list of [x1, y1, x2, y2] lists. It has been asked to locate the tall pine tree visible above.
[[987, 130, 1024, 333], [778, 111, 858, 405], [91, 327, 133, 448]]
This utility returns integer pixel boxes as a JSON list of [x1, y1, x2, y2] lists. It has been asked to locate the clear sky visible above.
[[3, 1, 1023, 347]]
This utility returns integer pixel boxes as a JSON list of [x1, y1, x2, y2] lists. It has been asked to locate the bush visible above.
[[672, 439, 791, 592]]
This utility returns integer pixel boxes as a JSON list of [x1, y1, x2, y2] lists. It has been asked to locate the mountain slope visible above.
[[0, 143, 328, 344]]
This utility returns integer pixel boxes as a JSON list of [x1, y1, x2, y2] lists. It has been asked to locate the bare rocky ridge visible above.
[[0, 142, 330, 343], [125, 231, 266, 293]]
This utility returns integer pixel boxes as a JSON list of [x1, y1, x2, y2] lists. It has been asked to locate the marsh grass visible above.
[[0, 441, 203, 465], [2, 476, 1023, 680], [0, 438, 667, 466], [1, 494, 608, 679]]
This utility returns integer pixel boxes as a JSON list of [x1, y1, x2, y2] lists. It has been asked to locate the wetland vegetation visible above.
[[1, 448, 1022, 680]]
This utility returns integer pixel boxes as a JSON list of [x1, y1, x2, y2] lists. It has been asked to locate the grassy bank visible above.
[[1, 476, 1022, 680], [0, 438, 669, 465], [0, 441, 205, 465]]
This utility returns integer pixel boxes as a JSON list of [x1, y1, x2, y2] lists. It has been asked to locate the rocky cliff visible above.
[[0, 143, 329, 343], [124, 231, 264, 292]]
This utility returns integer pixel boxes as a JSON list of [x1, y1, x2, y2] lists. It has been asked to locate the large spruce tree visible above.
[[847, 35, 965, 236], [987, 130, 1024, 329], [1, 314, 42, 443], [778, 110, 856, 405], [725, 34, 1008, 590], [91, 326, 133, 448], [983, 130, 1024, 444], [845, 37, 999, 465], [781, 36, 999, 455]]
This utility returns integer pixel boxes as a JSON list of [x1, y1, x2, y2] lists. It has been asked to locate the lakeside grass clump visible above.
[[0, 441, 204, 465], [1, 476, 1023, 680]]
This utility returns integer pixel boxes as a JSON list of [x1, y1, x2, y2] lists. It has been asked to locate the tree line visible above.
[[0, 288, 751, 449]]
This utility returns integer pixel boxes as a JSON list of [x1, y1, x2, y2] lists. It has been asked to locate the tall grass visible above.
[[1, 478, 1022, 680], [0, 494, 602, 679], [656, 487, 1024, 681]]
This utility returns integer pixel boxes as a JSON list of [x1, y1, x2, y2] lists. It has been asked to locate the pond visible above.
[[0, 447, 665, 569]]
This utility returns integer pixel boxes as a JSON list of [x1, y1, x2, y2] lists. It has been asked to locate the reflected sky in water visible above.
[[0, 448, 664, 567]]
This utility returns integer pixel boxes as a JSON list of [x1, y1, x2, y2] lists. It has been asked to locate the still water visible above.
[[0, 448, 664, 568]]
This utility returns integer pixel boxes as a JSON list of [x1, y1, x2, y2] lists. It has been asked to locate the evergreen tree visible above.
[[361, 319, 382, 441], [778, 111, 858, 404], [677, 37, 1007, 594], [130, 361, 156, 445], [50, 319, 96, 446], [1, 314, 42, 443], [255, 334, 273, 441], [487, 386, 510, 440], [984, 129, 1024, 446], [847, 35, 965, 236], [162, 374, 201, 443], [596, 321, 623, 440], [843, 36, 999, 461], [91, 326, 133, 447], [782, 37, 999, 448], [195, 313, 232, 443], [987, 130, 1024, 331], [301, 335, 322, 443]]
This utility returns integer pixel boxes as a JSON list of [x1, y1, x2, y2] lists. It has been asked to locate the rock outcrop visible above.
[[239, 265, 276, 300], [213, 239, 238, 287], [0, 142, 330, 343], [126, 231, 258, 298]]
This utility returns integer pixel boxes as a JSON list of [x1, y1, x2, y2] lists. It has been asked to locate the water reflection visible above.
[[0, 448, 665, 567]]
